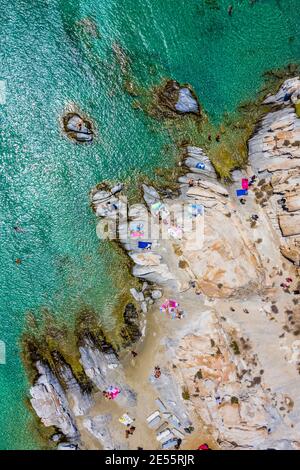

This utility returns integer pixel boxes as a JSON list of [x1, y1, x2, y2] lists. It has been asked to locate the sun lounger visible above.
[[157, 429, 171, 442], [149, 416, 161, 428], [155, 398, 167, 412], [156, 421, 169, 433], [146, 410, 160, 423], [147, 411, 161, 428], [172, 428, 185, 439], [169, 415, 181, 427], [162, 438, 178, 449]]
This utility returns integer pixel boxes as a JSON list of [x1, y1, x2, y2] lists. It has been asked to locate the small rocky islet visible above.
[[25, 77, 300, 450], [62, 112, 94, 143], [149, 79, 201, 119]]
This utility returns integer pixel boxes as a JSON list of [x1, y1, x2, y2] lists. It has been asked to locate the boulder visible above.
[[55, 360, 94, 416], [156, 80, 200, 116], [278, 213, 300, 237], [263, 77, 300, 106], [92, 191, 112, 203], [29, 361, 79, 440], [128, 204, 148, 220], [111, 183, 124, 195], [57, 443, 78, 450], [130, 288, 144, 302], [280, 239, 300, 265], [151, 289, 163, 300], [79, 339, 119, 390], [66, 115, 90, 134], [175, 88, 199, 114], [132, 263, 175, 284], [142, 184, 160, 207], [63, 112, 94, 143]]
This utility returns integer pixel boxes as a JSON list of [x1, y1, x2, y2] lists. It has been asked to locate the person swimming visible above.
[[14, 226, 25, 233]]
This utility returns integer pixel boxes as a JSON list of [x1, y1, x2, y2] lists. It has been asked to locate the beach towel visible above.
[[242, 178, 249, 190], [138, 241, 152, 249], [130, 230, 144, 238], [119, 414, 134, 426], [160, 302, 168, 311], [130, 222, 144, 238], [160, 299, 178, 312], [236, 189, 248, 197], [107, 386, 120, 400]]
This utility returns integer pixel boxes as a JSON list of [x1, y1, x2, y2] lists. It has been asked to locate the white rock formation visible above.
[[30, 361, 79, 440]]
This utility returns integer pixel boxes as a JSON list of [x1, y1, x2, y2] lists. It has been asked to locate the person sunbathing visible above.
[[154, 366, 161, 379]]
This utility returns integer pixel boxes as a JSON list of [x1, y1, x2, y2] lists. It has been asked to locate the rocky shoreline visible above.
[[26, 77, 300, 450]]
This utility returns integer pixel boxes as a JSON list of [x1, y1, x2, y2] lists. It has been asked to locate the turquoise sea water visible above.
[[0, 0, 299, 450]]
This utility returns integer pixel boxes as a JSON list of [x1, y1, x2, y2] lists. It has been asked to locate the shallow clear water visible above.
[[0, 0, 299, 449]]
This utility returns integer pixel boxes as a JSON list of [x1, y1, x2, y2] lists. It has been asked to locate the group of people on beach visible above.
[[125, 425, 136, 439], [280, 277, 294, 292], [154, 366, 161, 379], [102, 386, 120, 400], [188, 178, 202, 187], [239, 174, 256, 205]]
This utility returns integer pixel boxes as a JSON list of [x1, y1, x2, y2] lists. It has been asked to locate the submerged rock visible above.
[[76, 17, 101, 39], [63, 112, 94, 143]]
